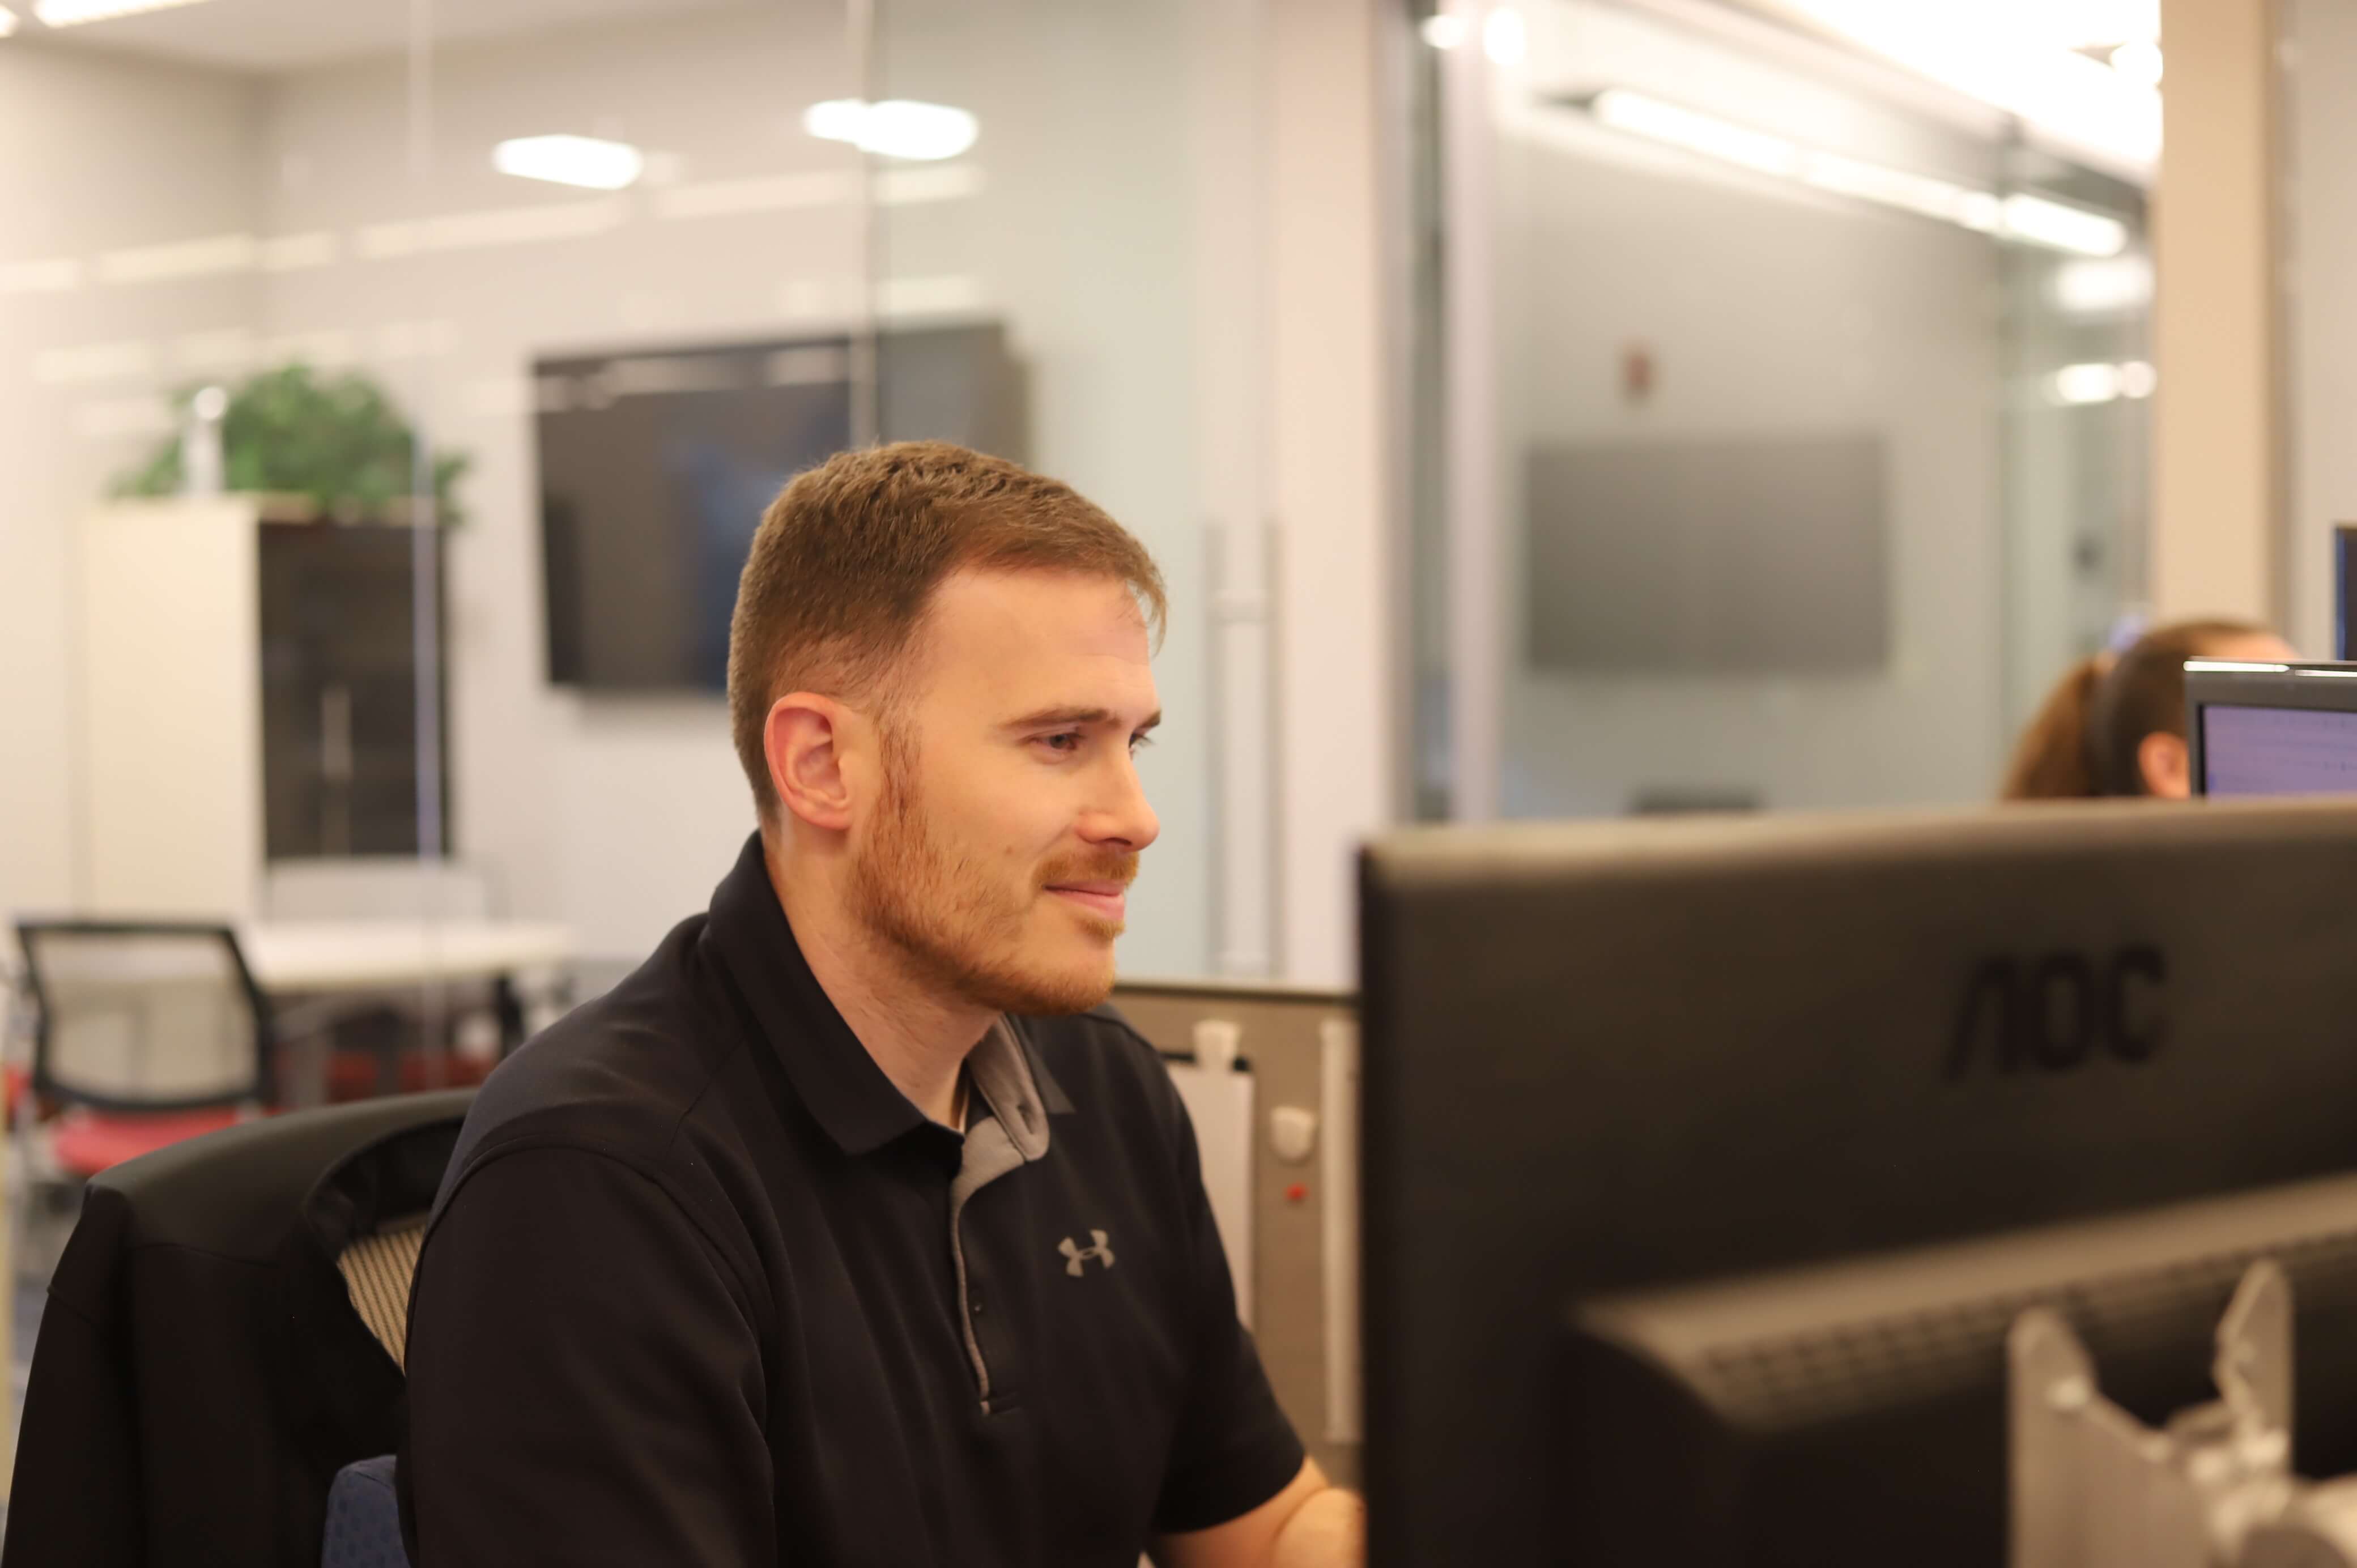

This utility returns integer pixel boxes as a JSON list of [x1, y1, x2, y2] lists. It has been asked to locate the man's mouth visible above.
[[1045, 881, 1128, 923]]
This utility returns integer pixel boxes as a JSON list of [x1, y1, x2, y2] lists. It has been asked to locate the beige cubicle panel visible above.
[[1110, 980, 1360, 1489]]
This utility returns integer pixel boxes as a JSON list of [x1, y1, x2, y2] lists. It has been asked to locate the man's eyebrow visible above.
[[1003, 707, 1163, 732]]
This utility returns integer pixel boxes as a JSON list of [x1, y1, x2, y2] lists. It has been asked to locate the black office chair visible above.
[[1, 1090, 473, 1568]]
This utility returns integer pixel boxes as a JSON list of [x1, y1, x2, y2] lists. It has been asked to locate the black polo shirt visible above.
[[398, 834, 1304, 1566]]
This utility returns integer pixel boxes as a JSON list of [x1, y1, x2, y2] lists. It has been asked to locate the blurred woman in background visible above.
[[2001, 620, 2299, 800]]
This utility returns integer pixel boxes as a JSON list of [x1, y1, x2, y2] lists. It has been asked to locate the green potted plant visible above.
[[116, 363, 470, 525]]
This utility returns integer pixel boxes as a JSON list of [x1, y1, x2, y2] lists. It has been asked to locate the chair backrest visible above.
[[15, 920, 272, 1112], [338, 1216, 427, 1370], [4, 1090, 472, 1568]]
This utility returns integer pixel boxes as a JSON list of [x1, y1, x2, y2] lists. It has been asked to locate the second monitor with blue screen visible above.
[[2188, 660, 2357, 796]]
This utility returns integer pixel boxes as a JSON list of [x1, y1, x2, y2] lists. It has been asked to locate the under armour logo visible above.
[[1059, 1230, 1115, 1276]]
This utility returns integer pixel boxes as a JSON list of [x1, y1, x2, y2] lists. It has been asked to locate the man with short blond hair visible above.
[[402, 442, 1363, 1566]]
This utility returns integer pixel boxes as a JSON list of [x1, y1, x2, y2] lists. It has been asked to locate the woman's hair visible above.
[[1999, 619, 2270, 800]]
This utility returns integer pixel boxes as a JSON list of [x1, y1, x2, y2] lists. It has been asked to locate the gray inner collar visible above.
[[964, 1016, 1052, 1166]]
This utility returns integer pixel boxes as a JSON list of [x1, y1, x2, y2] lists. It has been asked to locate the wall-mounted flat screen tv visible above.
[[537, 322, 1026, 691]]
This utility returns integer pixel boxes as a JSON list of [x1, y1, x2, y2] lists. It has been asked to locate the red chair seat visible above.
[[51, 1106, 244, 1177]]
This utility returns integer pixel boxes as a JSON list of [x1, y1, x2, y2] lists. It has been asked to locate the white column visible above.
[[1269, 0, 1400, 987], [2154, 0, 2282, 624]]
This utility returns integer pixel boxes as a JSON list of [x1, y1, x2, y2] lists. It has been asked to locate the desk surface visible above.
[[240, 919, 573, 993]]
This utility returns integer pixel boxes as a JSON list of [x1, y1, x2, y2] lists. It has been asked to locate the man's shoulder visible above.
[[440, 918, 745, 1196]]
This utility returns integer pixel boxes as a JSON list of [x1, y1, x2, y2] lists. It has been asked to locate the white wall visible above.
[[1479, 1, 2006, 816], [2152, 0, 2279, 626], [0, 44, 263, 915], [1270, 0, 1399, 986]]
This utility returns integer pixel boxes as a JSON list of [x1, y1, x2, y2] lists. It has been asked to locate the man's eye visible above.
[[1129, 732, 1154, 753], [1040, 732, 1083, 753]]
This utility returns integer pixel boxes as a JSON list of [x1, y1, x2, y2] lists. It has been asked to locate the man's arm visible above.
[[402, 1146, 772, 1566], [1152, 1458, 1364, 1568]]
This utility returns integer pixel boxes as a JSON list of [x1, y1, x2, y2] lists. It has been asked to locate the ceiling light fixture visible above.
[[1592, 88, 1799, 177], [1482, 6, 1526, 65], [1999, 192, 2128, 257], [34, 0, 210, 25], [803, 99, 978, 163], [1752, 0, 2159, 177], [2109, 39, 2163, 89], [0, 8, 18, 36], [1419, 12, 1470, 49], [2048, 359, 2154, 406], [1580, 90, 2132, 258], [2052, 254, 2153, 314], [492, 134, 645, 191]]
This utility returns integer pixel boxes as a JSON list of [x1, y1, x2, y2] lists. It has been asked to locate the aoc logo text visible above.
[[1943, 944, 2166, 1080]]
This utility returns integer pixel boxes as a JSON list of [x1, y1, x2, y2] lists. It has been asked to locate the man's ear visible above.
[[2137, 731, 2193, 799], [765, 693, 856, 832]]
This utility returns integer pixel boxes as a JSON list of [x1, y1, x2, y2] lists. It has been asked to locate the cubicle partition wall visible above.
[[1109, 981, 1362, 1489]]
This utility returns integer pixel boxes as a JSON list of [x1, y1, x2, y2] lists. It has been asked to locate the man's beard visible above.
[[849, 738, 1138, 1016]]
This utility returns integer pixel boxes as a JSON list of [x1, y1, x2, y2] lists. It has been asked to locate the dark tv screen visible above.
[[537, 323, 1026, 691]]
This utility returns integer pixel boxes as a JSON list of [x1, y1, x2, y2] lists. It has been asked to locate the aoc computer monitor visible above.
[[1359, 801, 2357, 1566], [2188, 660, 2357, 798]]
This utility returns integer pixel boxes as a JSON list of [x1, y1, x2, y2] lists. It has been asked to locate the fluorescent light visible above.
[[1483, 7, 1526, 65], [2295, 668, 2357, 679], [2047, 0, 2160, 48], [492, 135, 644, 191], [1755, 0, 2159, 177], [2186, 661, 2291, 674], [1957, 191, 2003, 232], [34, 0, 207, 23], [1801, 151, 1984, 227], [1581, 90, 2136, 259], [1592, 88, 1799, 178], [1419, 12, 1469, 49], [2045, 360, 2153, 405], [2110, 40, 2163, 89], [2050, 362, 2122, 404], [2052, 255, 2152, 314], [802, 99, 978, 162], [1999, 192, 2128, 257], [0, 8, 18, 37]]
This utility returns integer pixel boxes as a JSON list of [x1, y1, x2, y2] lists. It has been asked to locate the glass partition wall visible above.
[[2, 0, 1277, 1052], [1413, 0, 2157, 820]]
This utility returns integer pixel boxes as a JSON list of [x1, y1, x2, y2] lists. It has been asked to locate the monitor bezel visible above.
[[2185, 661, 2357, 796]]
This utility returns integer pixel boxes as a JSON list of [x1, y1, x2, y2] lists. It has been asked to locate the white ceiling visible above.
[[12, 0, 759, 74]]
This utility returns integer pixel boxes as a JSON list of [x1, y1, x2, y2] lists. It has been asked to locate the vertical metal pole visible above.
[[848, 0, 882, 449], [1203, 0, 1278, 978], [409, 0, 450, 1081], [1439, 2, 1501, 821]]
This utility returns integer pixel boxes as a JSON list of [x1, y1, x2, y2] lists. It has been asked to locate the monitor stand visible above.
[[2012, 1260, 2357, 1566]]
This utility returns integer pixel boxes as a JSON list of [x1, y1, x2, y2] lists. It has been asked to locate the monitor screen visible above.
[[2201, 702, 2357, 796]]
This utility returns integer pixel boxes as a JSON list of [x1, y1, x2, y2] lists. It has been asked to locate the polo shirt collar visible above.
[[702, 833, 1071, 1158]]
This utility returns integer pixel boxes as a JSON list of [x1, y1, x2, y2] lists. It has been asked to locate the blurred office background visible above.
[[0, 0, 2236, 990], [0, 0, 2338, 1493]]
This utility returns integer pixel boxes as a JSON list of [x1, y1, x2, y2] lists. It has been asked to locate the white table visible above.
[[238, 920, 575, 1102], [239, 920, 573, 994]]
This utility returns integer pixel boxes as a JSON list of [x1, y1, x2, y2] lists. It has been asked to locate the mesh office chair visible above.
[[320, 1215, 428, 1568], [14, 921, 275, 1175]]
